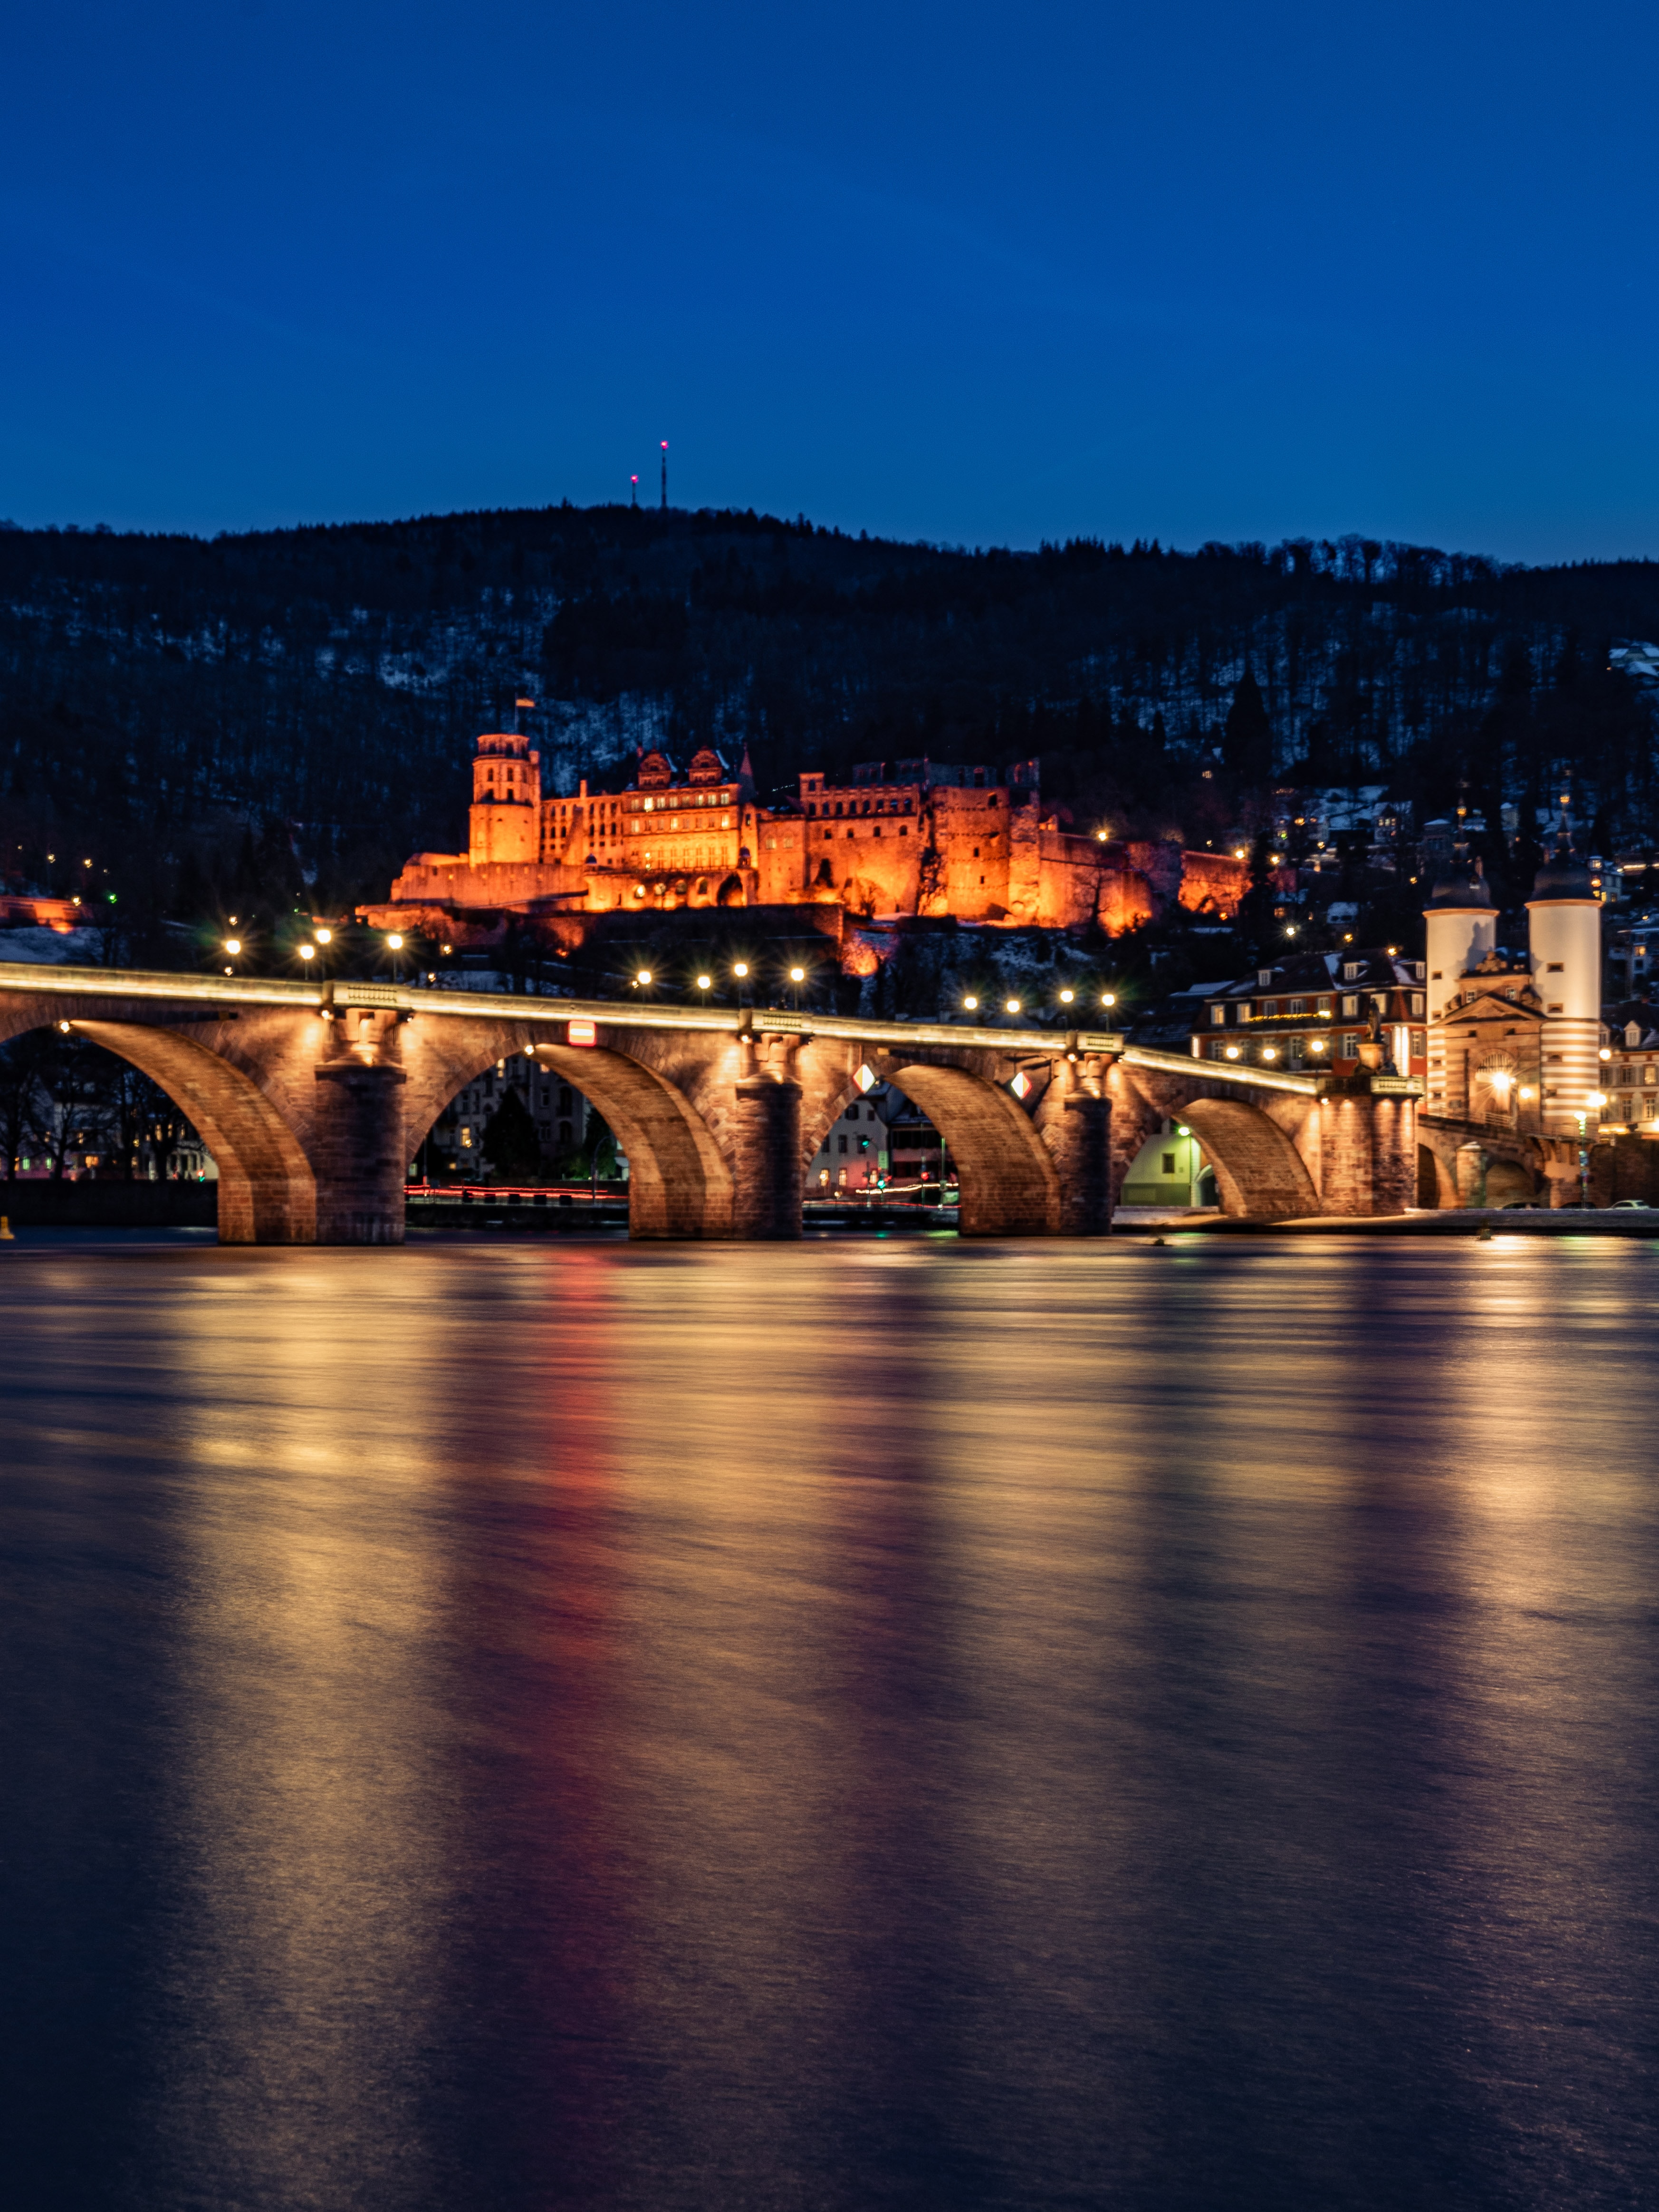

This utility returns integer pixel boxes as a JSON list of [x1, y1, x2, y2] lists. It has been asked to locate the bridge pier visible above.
[[732, 1038, 804, 1239], [1046, 1067, 1113, 1234], [1317, 1084, 1417, 1216], [313, 1055, 409, 1245]]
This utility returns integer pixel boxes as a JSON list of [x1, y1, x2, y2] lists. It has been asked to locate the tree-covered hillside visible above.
[[2, 505, 1657, 929]]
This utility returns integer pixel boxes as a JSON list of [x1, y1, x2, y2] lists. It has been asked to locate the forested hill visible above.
[[2, 503, 1658, 914]]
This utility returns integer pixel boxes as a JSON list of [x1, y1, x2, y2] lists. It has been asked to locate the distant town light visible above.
[[1100, 991, 1116, 1008], [635, 968, 652, 986], [962, 994, 979, 1011], [386, 933, 404, 951], [315, 927, 333, 945], [1234, 847, 1247, 860], [298, 944, 315, 962], [733, 961, 749, 978], [1285, 925, 1297, 937], [1005, 997, 1021, 1014], [789, 965, 806, 982], [696, 973, 712, 990], [1058, 987, 1074, 1004]]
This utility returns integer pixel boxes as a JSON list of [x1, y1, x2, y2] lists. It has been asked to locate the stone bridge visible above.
[[0, 963, 1421, 1242]]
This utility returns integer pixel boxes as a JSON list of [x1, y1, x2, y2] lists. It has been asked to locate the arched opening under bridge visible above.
[[66, 1019, 316, 1242], [875, 1061, 1061, 1235], [404, 1033, 735, 1238], [1174, 1096, 1318, 1219]]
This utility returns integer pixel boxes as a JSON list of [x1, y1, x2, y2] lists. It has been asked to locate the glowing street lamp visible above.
[[962, 994, 979, 1011], [223, 938, 241, 956], [696, 972, 712, 992], [315, 927, 333, 946], [1100, 991, 1116, 1009], [298, 944, 316, 964], [635, 968, 652, 988], [1005, 997, 1021, 1015], [1058, 987, 1075, 1005]]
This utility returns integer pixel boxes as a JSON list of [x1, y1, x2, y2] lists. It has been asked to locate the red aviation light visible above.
[[567, 1020, 597, 1046]]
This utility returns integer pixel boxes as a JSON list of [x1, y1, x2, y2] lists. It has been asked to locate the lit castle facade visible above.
[[364, 729, 1247, 939]]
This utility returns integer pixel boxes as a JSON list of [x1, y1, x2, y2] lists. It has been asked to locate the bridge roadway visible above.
[[0, 963, 1420, 1243]]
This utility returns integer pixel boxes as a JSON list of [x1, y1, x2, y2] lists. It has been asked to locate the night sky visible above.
[[4, 0, 1656, 559]]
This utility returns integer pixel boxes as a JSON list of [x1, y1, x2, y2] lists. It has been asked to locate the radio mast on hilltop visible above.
[[660, 440, 668, 511]]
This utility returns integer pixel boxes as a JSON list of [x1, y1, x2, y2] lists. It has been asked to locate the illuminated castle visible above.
[[364, 730, 1247, 941]]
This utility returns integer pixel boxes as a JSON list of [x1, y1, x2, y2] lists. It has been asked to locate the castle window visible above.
[[1210, 1006, 1225, 1025], [1340, 1034, 1359, 1058], [1317, 996, 1332, 1014], [1342, 995, 1358, 1017], [900, 825, 908, 836], [988, 793, 999, 807]]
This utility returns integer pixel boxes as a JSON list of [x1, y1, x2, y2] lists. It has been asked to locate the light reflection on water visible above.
[[2, 1233, 1657, 2210]]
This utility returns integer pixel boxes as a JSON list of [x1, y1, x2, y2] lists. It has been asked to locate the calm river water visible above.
[[3, 1229, 1657, 2211]]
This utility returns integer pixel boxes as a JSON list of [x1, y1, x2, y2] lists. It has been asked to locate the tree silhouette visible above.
[[482, 1087, 542, 1181]]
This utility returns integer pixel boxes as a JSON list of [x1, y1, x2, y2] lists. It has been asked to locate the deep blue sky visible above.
[[3, 0, 1656, 560]]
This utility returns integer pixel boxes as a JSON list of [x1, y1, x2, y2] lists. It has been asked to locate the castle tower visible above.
[[1422, 828, 1496, 1018], [1526, 833, 1602, 1135], [468, 731, 542, 867]]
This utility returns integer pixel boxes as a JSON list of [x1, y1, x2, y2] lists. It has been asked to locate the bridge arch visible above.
[[873, 1060, 1060, 1235], [1175, 1095, 1318, 1218], [57, 1019, 316, 1243], [402, 1026, 735, 1239]]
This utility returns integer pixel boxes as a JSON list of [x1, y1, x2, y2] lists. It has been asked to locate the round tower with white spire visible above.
[[1422, 824, 1496, 1019], [1527, 822, 1602, 1136]]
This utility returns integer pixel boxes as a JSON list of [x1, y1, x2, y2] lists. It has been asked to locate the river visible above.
[[3, 1229, 1656, 2210]]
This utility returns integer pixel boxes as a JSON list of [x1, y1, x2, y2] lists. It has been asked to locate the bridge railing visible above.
[[2, 960, 1378, 1100]]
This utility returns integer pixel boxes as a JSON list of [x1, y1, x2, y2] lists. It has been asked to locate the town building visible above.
[[1191, 948, 1429, 1080], [363, 730, 1247, 943], [811, 1085, 892, 1191]]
